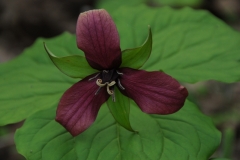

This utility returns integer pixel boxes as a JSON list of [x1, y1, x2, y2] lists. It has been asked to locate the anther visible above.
[[103, 70, 109, 73], [116, 70, 123, 75], [118, 79, 125, 90], [88, 73, 100, 81]]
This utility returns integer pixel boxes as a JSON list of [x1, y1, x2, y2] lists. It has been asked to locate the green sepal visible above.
[[121, 26, 152, 69], [107, 88, 135, 132], [44, 42, 96, 78]]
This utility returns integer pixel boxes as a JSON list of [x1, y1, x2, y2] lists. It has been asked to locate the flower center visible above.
[[89, 69, 125, 101]]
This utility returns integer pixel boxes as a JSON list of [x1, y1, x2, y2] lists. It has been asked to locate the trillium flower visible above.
[[44, 9, 188, 136]]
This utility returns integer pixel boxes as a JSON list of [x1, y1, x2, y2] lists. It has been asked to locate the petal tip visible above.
[[119, 68, 188, 115], [55, 76, 110, 137], [76, 9, 121, 70], [55, 117, 84, 137], [180, 85, 189, 97]]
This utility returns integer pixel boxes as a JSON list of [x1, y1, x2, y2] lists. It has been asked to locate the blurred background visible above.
[[0, 0, 240, 159]]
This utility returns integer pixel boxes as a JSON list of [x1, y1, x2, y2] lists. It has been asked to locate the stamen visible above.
[[108, 81, 116, 86], [88, 73, 100, 81], [96, 79, 106, 87], [112, 87, 116, 102], [95, 87, 102, 95], [116, 70, 123, 75], [103, 70, 109, 73], [106, 81, 116, 95], [94, 69, 124, 98], [95, 79, 116, 96], [107, 85, 114, 95], [118, 79, 125, 90]]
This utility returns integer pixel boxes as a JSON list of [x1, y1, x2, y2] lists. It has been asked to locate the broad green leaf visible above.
[[107, 88, 134, 132], [155, 0, 203, 6], [44, 43, 96, 78], [15, 99, 220, 160], [121, 26, 152, 69], [96, 0, 203, 14], [112, 6, 240, 83], [0, 32, 79, 126], [96, 0, 142, 14], [209, 158, 231, 160]]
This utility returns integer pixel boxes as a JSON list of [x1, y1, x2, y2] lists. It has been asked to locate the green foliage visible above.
[[96, 0, 203, 14], [2, 6, 238, 126], [0, 33, 79, 125], [121, 26, 152, 69], [209, 158, 231, 160], [155, 0, 202, 6], [112, 6, 240, 83], [15, 100, 220, 160], [96, 0, 142, 14], [1, 4, 239, 159], [222, 128, 235, 158]]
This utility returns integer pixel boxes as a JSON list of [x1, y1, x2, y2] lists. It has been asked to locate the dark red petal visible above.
[[119, 68, 188, 114], [56, 74, 109, 136], [76, 9, 121, 70]]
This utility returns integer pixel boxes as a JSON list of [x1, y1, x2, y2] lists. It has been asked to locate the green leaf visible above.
[[15, 108, 77, 160], [107, 88, 134, 132], [15, 99, 221, 160], [44, 42, 96, 78], [155, 0, 203, 6], [96, 0, 142, 14], [209, 158, 231, 160], [0, 32, 79, 126], [112, 5, 240, 83], [121, 26, 152, 69], [96, 0, 203, 14]]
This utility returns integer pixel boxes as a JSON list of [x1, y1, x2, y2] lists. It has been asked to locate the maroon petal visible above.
[[76, 9, 121, 70], [119, 68, 188, 114], [56, 74, 109, 136]]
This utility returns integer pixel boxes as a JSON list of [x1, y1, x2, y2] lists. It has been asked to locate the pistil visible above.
[[96, 79, 116, 95], [89, 69, 125, 101]]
